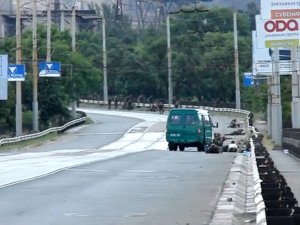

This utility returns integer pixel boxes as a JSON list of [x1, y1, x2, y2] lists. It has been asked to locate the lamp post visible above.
[[32, 0, 39, 132], [166, 13, 173, 105], [15, 0, 22, 136], [46, 1, 51, 62], [166, 7, 208, 105], [70, 5, 77, 118], [101, 5, 108, 103], [233, 10, 241, 109]]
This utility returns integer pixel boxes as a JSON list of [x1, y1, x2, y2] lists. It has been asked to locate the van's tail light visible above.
[[198, 128, 201, 134]]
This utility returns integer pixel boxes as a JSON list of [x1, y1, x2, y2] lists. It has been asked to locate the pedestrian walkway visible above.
[[268, 150, 300, 202], [253, 120, 300, 205]]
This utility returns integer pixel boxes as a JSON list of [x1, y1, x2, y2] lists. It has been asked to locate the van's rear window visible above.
[[185, 114, 196, 125], [170, 114, 182, 124]]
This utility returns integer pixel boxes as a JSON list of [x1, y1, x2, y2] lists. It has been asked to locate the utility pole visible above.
[[32, 0, 39, 132], [15, 0, 22, 136], [166, 13, 173, 104], [47, 2, 51, 62], [267, 77, 272, 137], [233, 10, 240, 109], [102, 5, 108, 103], [291, 47, 300, 128], [71, 6, 76, 118], [271, 48, 282, 148]]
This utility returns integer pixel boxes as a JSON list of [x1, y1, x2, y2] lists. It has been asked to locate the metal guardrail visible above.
[[0, 116, 87, 147], [80, 99, 251, 116]]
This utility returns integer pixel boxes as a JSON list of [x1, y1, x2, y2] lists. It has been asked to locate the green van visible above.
[[166, 108, 218, 151]]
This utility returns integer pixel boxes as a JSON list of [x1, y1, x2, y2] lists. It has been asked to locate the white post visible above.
[[233, 10, 240, 109], [102, 6, 108, 103], [15, 0, 22, 136], [32, 0, 39, 132], [167, 14, 173, 104]]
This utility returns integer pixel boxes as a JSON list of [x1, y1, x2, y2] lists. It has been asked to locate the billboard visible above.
[[255, 15, 300, 48], [252, 31, 293, 76], [261, 0, 300, 19], [0, 55, 8, 100]]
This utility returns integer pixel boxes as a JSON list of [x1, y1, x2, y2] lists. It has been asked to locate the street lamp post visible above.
[[15, 0, 22, 136], [166, 7, 208, 105], [71, 6, 76, 118], [46, 1, 51, 62], [166, 13, 173, 105], [32, 0, 39, 132], [233, 10, 241, 109], [101, 5, 108, 103]]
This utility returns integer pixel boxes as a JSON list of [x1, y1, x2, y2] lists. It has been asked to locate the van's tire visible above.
[[197, 143, 204, 152], [179, 145, 185, 151], [169, 143, 177, 151]]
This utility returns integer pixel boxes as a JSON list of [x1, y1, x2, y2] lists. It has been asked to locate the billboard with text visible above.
[[261, 0, 300, 19], [255, 15, 300, 48]]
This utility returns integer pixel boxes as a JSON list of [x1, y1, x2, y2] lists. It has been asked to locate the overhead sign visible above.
[[243, 73, 254, 87], [255, 15, 300, 48], [261, 0, 300, 19], [0, 55, 8, 100], [38, 62, 61, 77], [8, 64, 25, 81], [252, 31, 293, 76]]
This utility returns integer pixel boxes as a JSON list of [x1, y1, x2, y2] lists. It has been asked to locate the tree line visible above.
[[1, 3, 289, 133]]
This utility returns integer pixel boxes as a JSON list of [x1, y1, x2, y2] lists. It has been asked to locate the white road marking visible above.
[[0, 109, 168, 188]]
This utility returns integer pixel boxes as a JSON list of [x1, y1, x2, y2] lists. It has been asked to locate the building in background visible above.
[[0, 0, 260, 38]]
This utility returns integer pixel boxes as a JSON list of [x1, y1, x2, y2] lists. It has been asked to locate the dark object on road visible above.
[[206, 132, 224, 153], [228, 118, 240, 128], [206, 144, 222, 153], [248, 112, 254, 126], [226, 129, 245, 136]]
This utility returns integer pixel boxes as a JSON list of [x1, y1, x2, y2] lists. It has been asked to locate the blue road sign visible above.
[[39, 62, 61, 77], [243, 73, 254, 87], [8, 64, 25, 81]]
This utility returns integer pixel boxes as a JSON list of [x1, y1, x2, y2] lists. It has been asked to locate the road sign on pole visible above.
[[38, 62, 61, 77], [243, 73, 254, 87], [8, 64, 25, 81]]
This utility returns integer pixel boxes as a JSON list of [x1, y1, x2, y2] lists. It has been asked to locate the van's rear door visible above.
[[181, 113, 199, 142], [167, 113, 184, 140]]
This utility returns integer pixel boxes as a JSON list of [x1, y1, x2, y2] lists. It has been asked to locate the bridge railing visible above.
[[0, 115, 87, 148], [79, 99, 251, 116]]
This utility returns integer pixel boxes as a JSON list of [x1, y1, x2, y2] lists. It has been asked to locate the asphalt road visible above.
[[0, 150, 236, 225], [0, 109, 246, 225]]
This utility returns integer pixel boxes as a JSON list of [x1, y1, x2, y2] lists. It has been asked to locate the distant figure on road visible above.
[[114, 95, 118, 109], [157, 99, 164, 114], [248, 112, 254, 126], [108, 97, 112, 109], [228, 118, 240, 128]]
